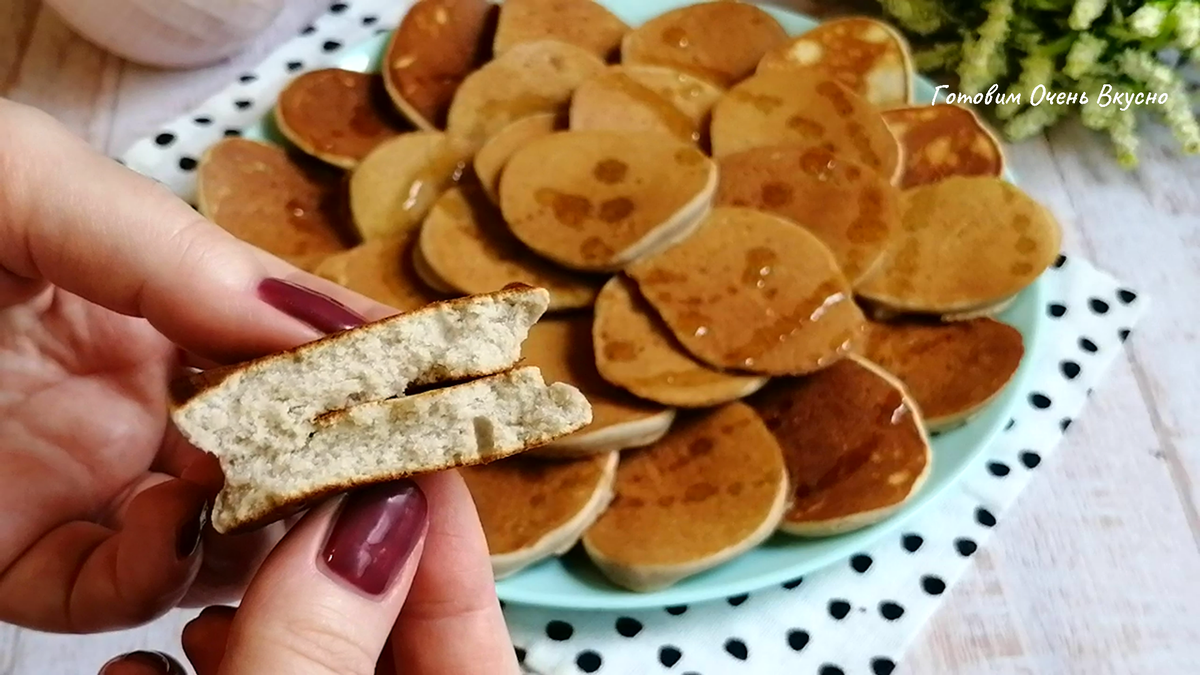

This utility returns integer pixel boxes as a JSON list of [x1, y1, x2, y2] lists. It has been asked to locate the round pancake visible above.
[[569, 68, 699, 144], [625, 207, 866, 376], [382, 0, 495, 130], [757, 16, 913, 109], [493, 0, 629, 61], [474, 113, 562, 204], [275, 69, 411, 169], [582, 402, 788, 591], [747, 355, 931, 536], [418, 184, 602, 310], [593, 276, 767, 407], [856, 176, 1062, 313], [445, 40, 606, 150], [882, 104, 1005, 189], [196, 138, 350, 272], [710, 70, 900, 182], [313, 230, 447, 312], [499, 130, 717, 272], [715, 145, 901, 285], [858, 317, 1024, 431], [519, 316, 676, 458], [619, 65, 725, 128], [348, 132, 469, 241], [409, 242, 460, 295], [620, 2, 788, 88], [461, 451, 618, 579]]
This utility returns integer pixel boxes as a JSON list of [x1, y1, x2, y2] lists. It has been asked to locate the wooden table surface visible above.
[[2, 1, 1200, 673]]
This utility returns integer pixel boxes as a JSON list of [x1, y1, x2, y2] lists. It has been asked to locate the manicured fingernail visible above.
[[100, 651, 186, 675], [321, 480, 428, 596], [257, 278, 365, 334], [176, 502, 207, 560]]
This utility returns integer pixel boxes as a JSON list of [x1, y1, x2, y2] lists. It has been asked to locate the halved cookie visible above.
[[620, 2, 788, 87], [593, 276, 767, 407], [446, 40, 606, 150], [348, 132, 469, 241], [858, 318, 1024, 431], [748, 356, 931, 536], [882, 104, 1005, 188], [758, 16, 913, 109], [196, 138, 350, 272], [418, 184, 602, 310], [582, 402, 788, 591], [715, 145, 901, 285], [314, 230, 447, 312], [625, 207, 865, 376], [275, 69, 410, 169], [382, 0, 495, 130], [520, 316, 676, 458], [493, 0, 628, 61], [856, 176, 1061, 314], [462, 451, 618, 579], [500, 130, 717, 272], [474, 113, 562, 204], [710, 70, 900, 182], [569, 68, 699, 144]]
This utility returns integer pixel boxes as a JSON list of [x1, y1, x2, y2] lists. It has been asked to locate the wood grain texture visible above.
[[1, 0, 1199, 673]]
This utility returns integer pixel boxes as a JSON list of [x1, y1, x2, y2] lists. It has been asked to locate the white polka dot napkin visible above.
[[506, 255, 1147, 675], [111, 4, 1149, 674]]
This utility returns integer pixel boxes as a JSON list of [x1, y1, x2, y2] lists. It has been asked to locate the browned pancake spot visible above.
[[882, 104, 1005, 188], [594, 158, 629, 184]]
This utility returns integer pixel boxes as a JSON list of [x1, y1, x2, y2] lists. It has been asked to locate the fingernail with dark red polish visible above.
[[321, 480, 428, 596], [176, 503, 207, 560], [258, 278, 366, 334], [100, 651, 186, 675]]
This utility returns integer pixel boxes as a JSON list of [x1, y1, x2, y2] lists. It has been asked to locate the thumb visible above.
[[218, 480, 428, 675]]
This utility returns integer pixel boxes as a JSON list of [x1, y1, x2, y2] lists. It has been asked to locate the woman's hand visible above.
[[0, 97, 515, 671]]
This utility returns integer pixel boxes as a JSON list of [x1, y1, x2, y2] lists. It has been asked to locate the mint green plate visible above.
[[243, 0, 1047, 611]]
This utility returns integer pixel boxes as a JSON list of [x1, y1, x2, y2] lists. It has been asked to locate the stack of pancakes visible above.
[[193, 0, 1060, 592]]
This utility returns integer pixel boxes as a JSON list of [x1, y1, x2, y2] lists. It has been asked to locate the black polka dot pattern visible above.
[[193, 116, 212, 125], [659, 646, 682, 667], [1030, 393, 1052, 409], [575, 650, 601, 672], [1118, 289, 1137, 304], [786, 629, 809, 651], [976, 507, 997, 527], [1089, 298, 1110, 314], [1004, 418, 1016, 431], [726, 594, 748, 606], [323, 40, 343, 52], [879, 602, 905, 620], [224, 128, 242, 137], [1080, 337, 1099, 353], [155, 132, 175, 146], [828, 600, 851, 620], [665, 605, 687, 616], [178, 157, 197, 171], [819, 665, 845, 675], [1053, 253, 1067, 268], [850, 554, 873, 573], [1020, 451, 1042, 468], [234, 99, 252, 110], [362, 15, 378, 25], [301, 24, 317, 35], [1060, 418, 1073, 432], [614, 617, 642, 638], [902, 533, 923, 552], [955, 538, 978, 557], [287, 60, 304, 71], [546, 620, 573, 641], [987, 461, 1010, 477], [724, 638, 748, 660], [872, 657, 897, 674], [921, 575, 946, 595], [238, 73, 257, 83], [782, 577, 804, 590], [515, 646, 526, 663], [1061, 360, 1081, 379], [1119, 328, 1131, 342], [330, 2, 349, 12], [1048, 303, 1067, 318]]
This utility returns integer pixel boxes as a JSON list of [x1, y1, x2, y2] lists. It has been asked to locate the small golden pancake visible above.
[[856, 176, 1062, 314], [445, 40, 606, 150], [619, 65, 725, 128], [493, 0, 629, 61], [499, 130, 717, 272], [462, 451, 618, 579], [748, 356, 931, 536], [196, 138, 350, 272], [474, 113, 562, 204], [757, 16, 913, 109], [418, 184, 602, 310], [582, 403, 788, 591], [593, 276, 768, 407], [710, 70, 900, 183], [625, 207, 865, 376], [275, 69, 411, 169], [520, 316, 676, 458], [858, 318, 1024, 431], [882, 104, 1005, 189], [382, 0, 495, 130], [569, 68, 699, 144], [313, 230, 446, 312], [940, 295, 1017, 322], [620, 2, 788, 88], [348, 132, 469, 241], [715, 145, 901, 285]]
